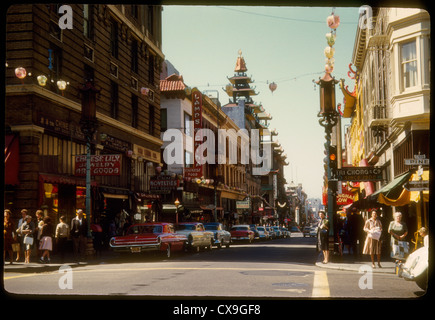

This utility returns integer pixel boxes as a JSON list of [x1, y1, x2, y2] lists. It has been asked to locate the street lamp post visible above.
[[174, 198, 180, 224], [316, 72, 339, 254], [79, 80, 100, 256]]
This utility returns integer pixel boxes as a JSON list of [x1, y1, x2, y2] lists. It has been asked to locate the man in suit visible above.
[[70, 209, 88, 261]]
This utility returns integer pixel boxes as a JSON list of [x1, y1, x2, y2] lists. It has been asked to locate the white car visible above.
[[309, 227, 318, 237], [256, 226, 270, 240]]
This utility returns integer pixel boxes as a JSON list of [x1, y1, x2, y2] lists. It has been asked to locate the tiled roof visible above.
[[159, 74, 186, 92]]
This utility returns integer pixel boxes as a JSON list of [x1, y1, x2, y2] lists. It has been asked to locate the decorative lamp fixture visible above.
[[37, 75, 48, 86], [316, 72, 338, 115], [57, 80, 68, 95], [174, 198, 180, 207]]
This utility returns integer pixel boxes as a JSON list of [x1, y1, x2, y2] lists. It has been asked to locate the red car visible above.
[[230, 225, 255, 243], [109, 222, 187, 258]]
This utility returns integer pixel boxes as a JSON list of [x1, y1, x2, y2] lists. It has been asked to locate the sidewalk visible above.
[[3, 249, 118, 273], [315, 251, 397, 274]]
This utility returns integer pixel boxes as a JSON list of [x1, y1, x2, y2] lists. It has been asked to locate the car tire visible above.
[[208, 240, 213, 251], [165, 244, 171, 259]]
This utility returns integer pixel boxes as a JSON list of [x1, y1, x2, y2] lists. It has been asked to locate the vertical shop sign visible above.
[[186, 88, 203, 178]]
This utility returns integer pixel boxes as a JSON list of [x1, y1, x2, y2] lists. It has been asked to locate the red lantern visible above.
[[269, 82, 277, 94]]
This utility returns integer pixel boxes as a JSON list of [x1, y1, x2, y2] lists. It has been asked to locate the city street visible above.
[[4, 233, 423, 301]]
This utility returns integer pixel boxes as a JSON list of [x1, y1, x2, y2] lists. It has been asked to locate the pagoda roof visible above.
[[235, 55, 247, 72], [228, 75, 253, 84], [160, 74, 186, 92], [339, 79, 356, 118]]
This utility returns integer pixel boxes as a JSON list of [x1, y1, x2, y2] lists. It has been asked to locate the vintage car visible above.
[[203, 222, 231, 249], [175, 222, 214, 252], [230, 224, 255, 243], [109, 222, 187, 258], [255, 226, 270, 241]]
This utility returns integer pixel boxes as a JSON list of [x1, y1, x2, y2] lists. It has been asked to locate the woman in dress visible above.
[[363, 210, 383, 268], [388, 211, 408, 261], [39, 217, 54, 263], [317, 211, 330, 264], [4, 209, 15, 264]]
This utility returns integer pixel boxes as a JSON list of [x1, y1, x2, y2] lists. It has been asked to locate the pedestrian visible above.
[[4, 209, 16, 264], [35, 210, 44, 257], [70, 209, 88, 261], [15, 209, 28, 262], [91, 219, 104, 258], [39, 217, 54, 263], [388, 211, 408, 262], [317, 211, 330, 264], [20, 215, 35, 263], [363, 209, 382, 268], [55, 215, 70, 263], [418, 227, 428, 248]]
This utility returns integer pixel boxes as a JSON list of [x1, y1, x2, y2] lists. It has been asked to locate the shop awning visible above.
[[368, 170, 414, 200], [5, 134, 20, 185]]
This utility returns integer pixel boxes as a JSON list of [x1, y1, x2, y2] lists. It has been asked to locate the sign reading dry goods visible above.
[[335, 167, 383, 182], [75, 154, 121, 176]]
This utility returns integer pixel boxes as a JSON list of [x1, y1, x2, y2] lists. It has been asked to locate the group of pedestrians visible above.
[[317, 208, 429, 267], [3, 208, 91, 264]]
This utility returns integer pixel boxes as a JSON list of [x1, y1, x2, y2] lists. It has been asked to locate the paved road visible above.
[[3, 233, 423, 301]]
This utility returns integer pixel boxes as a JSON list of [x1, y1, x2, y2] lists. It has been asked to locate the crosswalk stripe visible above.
[[312, 270, 330, 297]]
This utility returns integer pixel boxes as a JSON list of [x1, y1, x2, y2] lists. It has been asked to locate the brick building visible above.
[[5, 4, 164, 233]]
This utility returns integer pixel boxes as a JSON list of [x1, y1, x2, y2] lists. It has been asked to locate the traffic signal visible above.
[[328, 145, 337, 171]]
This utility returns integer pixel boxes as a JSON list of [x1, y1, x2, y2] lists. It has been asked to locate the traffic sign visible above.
[[404, 158, 429, 165], [404, 180, 429, 191]]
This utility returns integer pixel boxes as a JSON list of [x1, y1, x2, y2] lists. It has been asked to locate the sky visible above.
[[162, 5, 361, 200]]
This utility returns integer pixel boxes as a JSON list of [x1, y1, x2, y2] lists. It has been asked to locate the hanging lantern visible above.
[[324, 46, 335, 59], [269, 82, 277, 94], [15, 67, 27, 80], [37, 75, 48, 86], [326, 32, 336, 46], [325, 64, 334, 74], [326, 14, 340, 29]]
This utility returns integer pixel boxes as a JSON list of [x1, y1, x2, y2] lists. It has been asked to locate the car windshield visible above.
[[175, 224, 196, 231], [204, 225, 218, 230], [231, 226, 248, 231], [127, 225, 162, 235], [257, 227, 265, 231]]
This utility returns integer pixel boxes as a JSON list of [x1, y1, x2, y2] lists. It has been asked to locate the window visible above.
[[83, 4, 93, 39], [184, 151, 193, 167], [131, 94, 138, 128], [149, 105, 155, 135], [110, 81, 119, 119], [131, 40, 138, 73], [110, 20, 119, 58], [184, 112, 192, 136], [160, 108, 167, 132], [148, 54, 155, 85], [401, 41, 417, 89]]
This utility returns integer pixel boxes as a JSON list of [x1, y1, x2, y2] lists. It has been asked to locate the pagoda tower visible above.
[[222, 50, 272, 130]]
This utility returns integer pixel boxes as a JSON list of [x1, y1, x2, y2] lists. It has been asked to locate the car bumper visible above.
[[110, 243, 160, 253], [231, 237, 251, 241]]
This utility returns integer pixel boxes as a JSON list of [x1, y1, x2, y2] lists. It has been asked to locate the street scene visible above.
[[3, 3, 430, 306]]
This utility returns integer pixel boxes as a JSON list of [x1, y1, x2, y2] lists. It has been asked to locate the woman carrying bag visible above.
[[19, 215, 35, 264], [388, 211, 408, 262], [363, 210, 383, 268]]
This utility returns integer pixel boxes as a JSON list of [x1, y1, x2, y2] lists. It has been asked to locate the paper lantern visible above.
[[327, 14, 340, 29], [37, 75, 48, 86], [15, 67, 27, 79], [324, 46, 335, 59], [326, 33, 336, 46], [269, 82, 277, 93]]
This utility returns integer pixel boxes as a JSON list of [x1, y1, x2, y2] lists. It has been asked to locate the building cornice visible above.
[[6, 84, 163, 147]]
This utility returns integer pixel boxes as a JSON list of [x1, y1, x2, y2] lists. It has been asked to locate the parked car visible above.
[[249, 224, 260, 240], [272, 226, 282, 238], [290, 226, 301, 233], [310, 227, 318, 237], [175, 222, 214, 252], [281, 227, 291, 238], [204, 222, 231, 249], [266, 226, 276, 239], [109, 222, 187, 258], [303, 226, 311, 237], [230, 225, 255, 243], [256, 226, 270, 241], [398, 246, 428, 290]]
